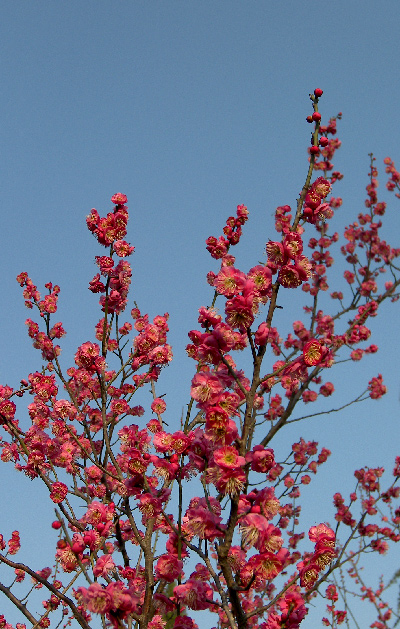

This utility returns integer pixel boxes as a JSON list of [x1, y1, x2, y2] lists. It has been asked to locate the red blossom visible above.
[[303, 339, 324, 366], [368, 374, 387, 399], [111, 193, 128, 205], [278, 264, 302, 288], [50, 482, 68, 504]]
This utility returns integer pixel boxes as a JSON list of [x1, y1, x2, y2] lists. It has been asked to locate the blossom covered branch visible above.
[[0, 90, 399, 629]]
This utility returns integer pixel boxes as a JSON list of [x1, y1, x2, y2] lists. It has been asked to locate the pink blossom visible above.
[[155, 554, 183, 582], [214, 266, 247, 297], [183, 505, 223, 541], [309, 523, 335, 544], [283, 233, 303, 259], [50, 482, 68, 504], [151, 397, 167, 414], [111, 193, 128, 205], [7, 531, 20, 555], [254, 322, 270, 346], [278, 264, 302, 288], [368, 374, 387, 399], [298, 561, 320, 588], [266, 241, 287, 266], [148, 615, 166, 629], [78, 582, 112, 614], [213, 445, 245, 470], [174, 579, 213, 610], [247, 265, 272, 296], [190, 371, 224, 406], [240, 513, 270, 549], [246, 551, 284, 582], [225, 294, 255, 331], [95, 256, 114, 276], [75, 342, 105, 373], [214, 467, 246, 495], [212, 322, 236, 352], [253, 487, 280, 519], [319, 382, 334, 396], [303, 339, 324, 366], [113, 239, 135, 257], [245, 445, 275, 473], [93, 554, 115, 578]]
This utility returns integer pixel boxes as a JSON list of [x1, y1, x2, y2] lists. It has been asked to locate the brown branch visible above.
[[0, 581, 38, 625], [0, 555, 91, 629]]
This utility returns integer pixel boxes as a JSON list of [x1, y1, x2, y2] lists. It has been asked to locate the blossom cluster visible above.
[[87, 193, 134, 314]]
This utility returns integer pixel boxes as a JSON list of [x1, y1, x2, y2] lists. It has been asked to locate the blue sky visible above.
[[1, 2, 400, 626]]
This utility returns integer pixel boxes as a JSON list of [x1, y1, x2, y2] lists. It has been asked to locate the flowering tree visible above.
[[0, 89, 400, 629]]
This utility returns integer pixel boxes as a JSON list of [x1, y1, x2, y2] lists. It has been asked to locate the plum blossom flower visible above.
[[106, 581, 136, 617], [283, 233, 303, 259], [213, 445, 245, 470], [173, 617, 198, 629], [183, 505, 223, 541], [266, 241, 287, 266], [148, 616, 166, 629], [78, 582, 113, 614], [155, 554, 183, 582], [7, 531, 20, 555], [368, 374, 387, 399], [153, 431, 175, 454], [225, 294, 255, 331], [212, 322, 236, 352], [312, 176, 331, 199], [214, 267, 247, 298], [95, 256, 114, 276], [50, 482, 68, 504], [93, 554, 115, 578], [88, 273, 106, 293], [278, 264, 302, 288], [308, 523, 335, 546], [245, 445, 275, 473], [298, 561, 320, 589], [253, 487, 281, 519], [278, 589, 308, 625], [113, 239, 135, 257], [319, 382, 334, 396], [151, 397, 167, 414], [111, 193, 128, 205], [247, 265, 272, 296], [254, 322, 270, 346], [313, 546, 336, 569], [0, 400, 16, 421], [214, 467, 246, 495], [75, 342, 105, 373], [56, 546, 78, 572], [295, 255, 312, 281], [240, 513, 270, 549], [190, 371, 224, 406], [246, 551, 284, 582], [303, 339, 324, 366], [174, 579, 213, 610]]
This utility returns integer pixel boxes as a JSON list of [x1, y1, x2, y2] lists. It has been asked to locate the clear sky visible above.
[[1, 2, 400, 626]]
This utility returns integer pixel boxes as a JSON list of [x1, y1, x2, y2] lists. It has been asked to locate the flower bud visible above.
[[72, 541, 85, 554]]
